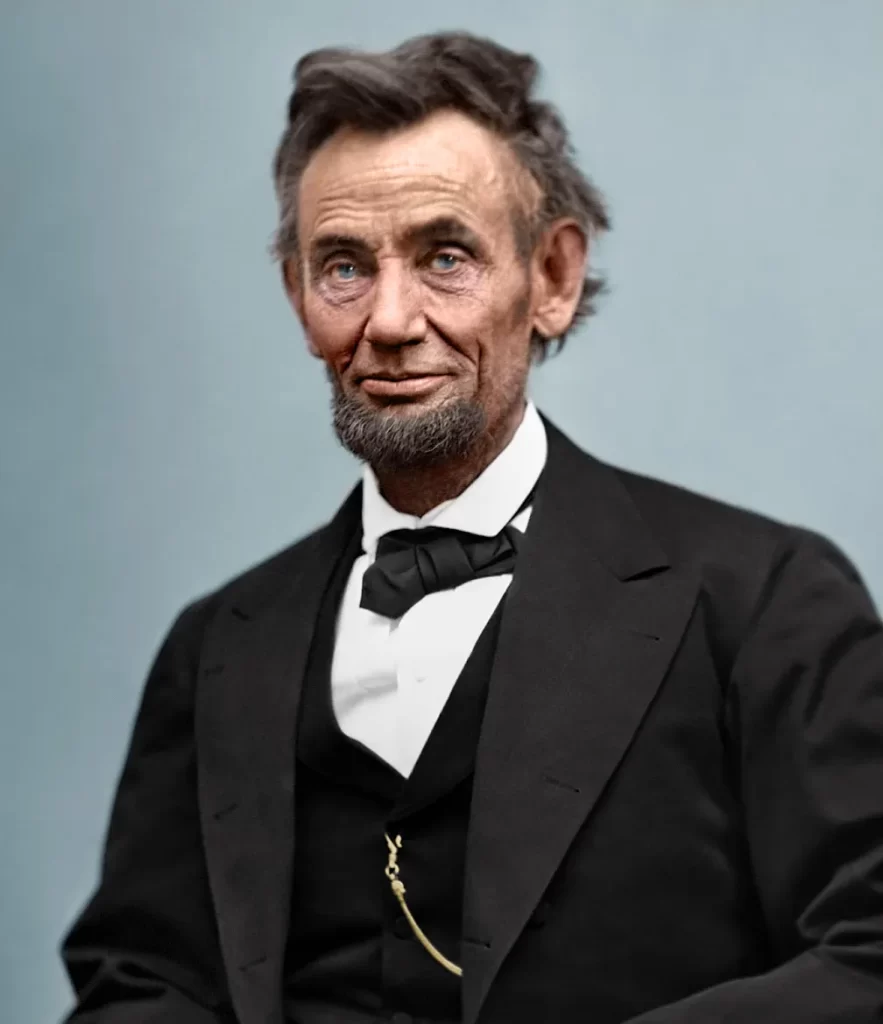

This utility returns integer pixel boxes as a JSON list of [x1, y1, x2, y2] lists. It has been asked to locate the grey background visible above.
[[2, 1, 881, 1020]]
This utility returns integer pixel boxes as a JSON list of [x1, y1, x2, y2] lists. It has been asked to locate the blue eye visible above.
[[333, 262, 358, 281], [430, 252, 460, 271]]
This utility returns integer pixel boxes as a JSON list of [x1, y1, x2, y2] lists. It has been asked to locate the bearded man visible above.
[[61, 31, 883, 1024]]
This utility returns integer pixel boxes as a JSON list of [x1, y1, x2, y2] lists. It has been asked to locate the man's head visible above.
[[272, 32, 609, 473]]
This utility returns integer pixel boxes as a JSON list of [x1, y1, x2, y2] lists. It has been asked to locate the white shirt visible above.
[[330, 401, 548, 777]]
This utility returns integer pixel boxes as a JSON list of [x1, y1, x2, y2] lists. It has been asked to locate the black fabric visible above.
[[360, 485, 535, 620], [285, 524, 506, 1023], [361, 524, 523, 620], [60, 413, 883, 1024]]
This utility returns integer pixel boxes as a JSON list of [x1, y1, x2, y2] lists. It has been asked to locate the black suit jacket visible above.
[[62, 415, 883, 1023]]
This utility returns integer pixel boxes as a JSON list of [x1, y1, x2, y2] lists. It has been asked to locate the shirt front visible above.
[[330, 401, 548, 777]]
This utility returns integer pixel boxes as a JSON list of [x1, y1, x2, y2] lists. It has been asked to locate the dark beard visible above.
[[328, 372, 487, 472]]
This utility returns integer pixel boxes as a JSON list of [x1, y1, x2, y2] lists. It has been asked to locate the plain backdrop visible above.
[[1, 2, 881, 1020]]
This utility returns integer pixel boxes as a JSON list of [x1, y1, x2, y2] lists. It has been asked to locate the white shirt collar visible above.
[[361, 400, 547, 559]]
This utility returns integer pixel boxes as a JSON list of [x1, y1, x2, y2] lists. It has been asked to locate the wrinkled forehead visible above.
[[298, 110, 536, 245]]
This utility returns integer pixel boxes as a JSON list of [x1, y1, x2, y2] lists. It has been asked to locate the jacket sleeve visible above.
[[625, 529, 883, 1022], [60, 598, 231, 1022]]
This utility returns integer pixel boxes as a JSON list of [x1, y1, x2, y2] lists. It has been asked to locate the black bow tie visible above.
[[360, 523, 525, 620]]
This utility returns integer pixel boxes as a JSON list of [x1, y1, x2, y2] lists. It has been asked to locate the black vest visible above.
[[283, 528, 505, 1024]]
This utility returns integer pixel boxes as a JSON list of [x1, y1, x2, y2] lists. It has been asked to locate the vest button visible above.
[[393, 914, 412, 940], [528, 899, 552, 927]]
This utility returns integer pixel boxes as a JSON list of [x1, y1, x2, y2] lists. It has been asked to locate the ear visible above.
[[282, 258, 322, 358], [531, 220, 588, 340]]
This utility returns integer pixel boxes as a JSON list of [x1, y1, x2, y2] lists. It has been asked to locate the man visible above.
[[61, 30, 883, 1024]]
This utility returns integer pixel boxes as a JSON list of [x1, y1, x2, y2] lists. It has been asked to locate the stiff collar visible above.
[[361, 400, 548, 560]]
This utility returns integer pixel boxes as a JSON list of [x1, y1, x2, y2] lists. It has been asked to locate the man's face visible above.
[[287, 109, 541, 470]]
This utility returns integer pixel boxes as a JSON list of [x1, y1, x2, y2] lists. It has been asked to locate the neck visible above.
[[373, 402, 526, 517]]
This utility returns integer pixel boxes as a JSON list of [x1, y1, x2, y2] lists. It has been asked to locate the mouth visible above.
[[358, 373, 451, 399]]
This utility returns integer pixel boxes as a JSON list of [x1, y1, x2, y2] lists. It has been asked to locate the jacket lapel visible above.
[[195, 486, 361, 1024], [461, 418, 699, 1023]]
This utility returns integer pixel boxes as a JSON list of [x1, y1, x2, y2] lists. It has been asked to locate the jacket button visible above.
[[391, 1014, 413, 1024], [392, 915, 411, 940]]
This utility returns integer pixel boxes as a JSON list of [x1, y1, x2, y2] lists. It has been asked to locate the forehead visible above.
[[298, 110, 526, 244]]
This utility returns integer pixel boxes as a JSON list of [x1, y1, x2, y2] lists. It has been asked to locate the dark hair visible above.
[[272, 31, 611, 360]]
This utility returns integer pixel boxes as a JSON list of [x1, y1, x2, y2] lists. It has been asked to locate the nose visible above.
[[363, 260, 427, 347]]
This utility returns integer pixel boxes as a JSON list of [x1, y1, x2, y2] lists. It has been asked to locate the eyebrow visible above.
[[308, 233, 365, 267], [403, 216, 484, 252], [308, 216, 485, 268]]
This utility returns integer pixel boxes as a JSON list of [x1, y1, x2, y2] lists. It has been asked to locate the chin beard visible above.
[[328, 373, 487, 472]]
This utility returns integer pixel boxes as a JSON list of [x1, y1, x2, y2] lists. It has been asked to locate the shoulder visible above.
[[612, 463, 791, 569], [163, 523, 329, 654], [597, 459, 870, 665], [611, 460, 857, 579], [542, 413, 819, 585]]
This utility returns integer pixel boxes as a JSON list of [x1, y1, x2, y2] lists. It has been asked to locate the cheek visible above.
[[429, 304, 491, 349], [302, 295, 364, 365], [425, 284, 501, 343], [474, 291, 534, 391]]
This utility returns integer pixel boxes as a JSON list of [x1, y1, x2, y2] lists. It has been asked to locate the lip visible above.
[[359, 374, 450, 398]]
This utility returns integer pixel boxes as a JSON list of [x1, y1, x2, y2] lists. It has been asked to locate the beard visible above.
[[327, 369, 487, 472]]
